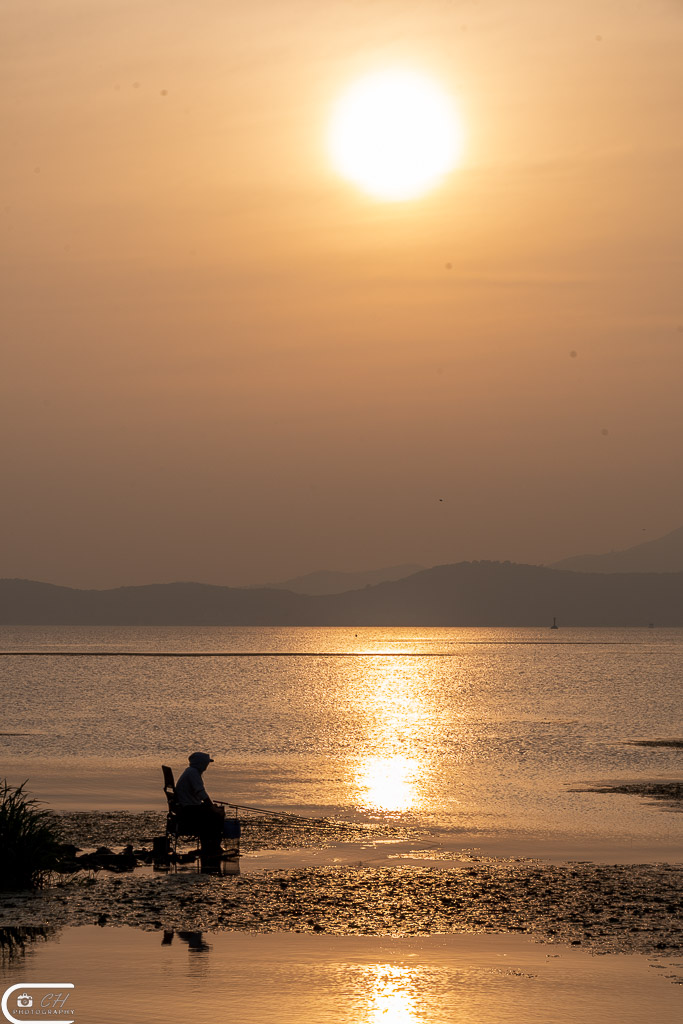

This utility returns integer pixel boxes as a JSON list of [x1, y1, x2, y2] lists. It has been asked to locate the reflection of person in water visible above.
[[175, 751, 225, 858], [162, 930, 211, 952], [178, 931, 212, 952]]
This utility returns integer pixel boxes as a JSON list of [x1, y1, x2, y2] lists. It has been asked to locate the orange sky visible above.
[[2, 1, 682, 587]]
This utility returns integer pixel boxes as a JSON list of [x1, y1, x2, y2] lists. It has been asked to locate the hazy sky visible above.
[[2, 0, 682, 588]]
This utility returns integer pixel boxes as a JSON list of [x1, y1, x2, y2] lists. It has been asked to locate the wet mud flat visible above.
[[55, 810, 422, 853], [2, 807, 682, 963], [571, 781, 683, 811], [2, 857, 682, 959]]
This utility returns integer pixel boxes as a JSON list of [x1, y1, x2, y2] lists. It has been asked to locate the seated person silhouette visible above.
[[175, 751, 225, 858]]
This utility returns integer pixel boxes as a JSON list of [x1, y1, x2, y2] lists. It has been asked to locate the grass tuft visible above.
[[0, 780, 63, 890]]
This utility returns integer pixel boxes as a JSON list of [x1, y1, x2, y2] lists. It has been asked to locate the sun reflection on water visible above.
[[357, 753, 421, 812], [365, 965, 419, 1024], [352, 656, 437, 815]]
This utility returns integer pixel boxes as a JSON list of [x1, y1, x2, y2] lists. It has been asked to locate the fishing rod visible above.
[[213, 799, 371, 832]]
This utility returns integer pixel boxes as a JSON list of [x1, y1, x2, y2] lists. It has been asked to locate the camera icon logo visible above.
[[2, 983, 74, 1023]]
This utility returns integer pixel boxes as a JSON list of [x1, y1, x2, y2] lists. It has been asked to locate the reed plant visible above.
[[0, 780, 63, 890]]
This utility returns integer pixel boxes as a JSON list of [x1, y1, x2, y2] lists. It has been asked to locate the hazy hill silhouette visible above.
[[0, 579, 312, 626], [319, 562, 683, 626], [261, 563, 424, 595], [0, 562, 681, 626], [552, 526, 683, 573]]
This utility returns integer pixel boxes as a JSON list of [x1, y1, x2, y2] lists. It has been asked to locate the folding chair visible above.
[[161, 765, 200, 860]]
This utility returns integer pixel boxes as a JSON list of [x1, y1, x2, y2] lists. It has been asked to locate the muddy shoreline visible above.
[[3, 860, 682, 957], [2, 810, 682, 958]]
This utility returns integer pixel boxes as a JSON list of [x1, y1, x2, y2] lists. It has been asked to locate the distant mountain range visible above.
[[1, 561, 681, 626], [551, 526, 683, 573], [260, 563, 425, 595], [265, 526, 683, 594]]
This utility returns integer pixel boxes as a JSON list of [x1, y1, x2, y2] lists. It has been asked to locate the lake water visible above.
[[2, 928, 682, 1024], [1, 626, 682, 851]]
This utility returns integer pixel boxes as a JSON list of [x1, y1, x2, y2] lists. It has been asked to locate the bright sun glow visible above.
[[329, 69, 463, 201], [367, 965, 418, 1024], [357, 753, 420, 813]]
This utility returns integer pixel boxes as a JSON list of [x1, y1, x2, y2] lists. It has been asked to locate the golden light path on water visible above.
[[357, 753, 421, 813], [365, 965, 419, 1024], [353, 654, 442, 816]]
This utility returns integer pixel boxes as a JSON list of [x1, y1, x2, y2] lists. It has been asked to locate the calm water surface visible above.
[[2, 928, 681, 1024], [1, 626, 681, 845]]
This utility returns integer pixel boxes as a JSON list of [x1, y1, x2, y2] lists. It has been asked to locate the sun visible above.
[[328, 69, 463, 201]]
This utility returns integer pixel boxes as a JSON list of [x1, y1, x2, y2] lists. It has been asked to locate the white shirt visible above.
[[175, 765, 209, 806]]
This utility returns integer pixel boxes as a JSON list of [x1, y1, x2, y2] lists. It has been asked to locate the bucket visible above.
[[152, 835, 170, 863], [223, 818, 241, 840]]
